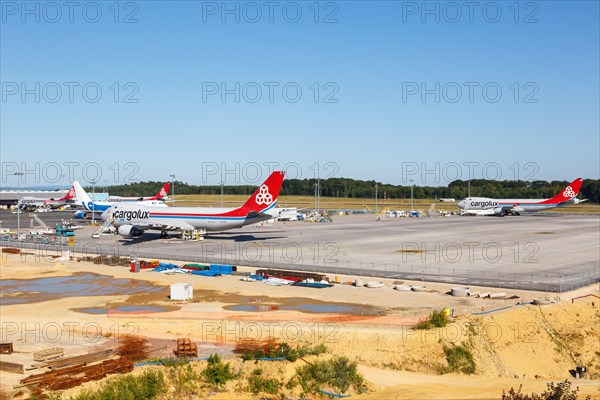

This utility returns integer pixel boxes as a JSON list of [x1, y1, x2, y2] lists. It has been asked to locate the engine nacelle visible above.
[[74, 211, 88, 219], [493, 207, 505, 216], [117, 225, 143, 238]]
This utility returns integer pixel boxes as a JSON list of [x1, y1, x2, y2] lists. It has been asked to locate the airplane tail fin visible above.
[[61, 186, 76, 201], [543, 178, 583, 204], [240, 171, 285, 212], [73, 181, 92, 205], [151, 182, 170, 200]]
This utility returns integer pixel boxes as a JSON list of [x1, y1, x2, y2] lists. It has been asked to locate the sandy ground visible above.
[[1, 251, 599, 399]]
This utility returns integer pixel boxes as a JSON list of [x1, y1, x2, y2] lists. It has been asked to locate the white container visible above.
[[170, 283, 193, 301]]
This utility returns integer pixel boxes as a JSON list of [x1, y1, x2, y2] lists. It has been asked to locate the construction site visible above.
[[1, 230, 599, 399]]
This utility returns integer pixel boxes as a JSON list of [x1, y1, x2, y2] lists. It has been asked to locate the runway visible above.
[[2, 210, 599, 292]]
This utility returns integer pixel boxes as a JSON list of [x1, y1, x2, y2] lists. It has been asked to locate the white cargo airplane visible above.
[[104, 171, 285, 238], [17, 186, 76, 211], [72, 181, 167, 219], [457, 178, 585, 216]]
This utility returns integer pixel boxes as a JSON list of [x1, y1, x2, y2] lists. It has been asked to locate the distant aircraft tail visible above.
[[240, 171, 285, 212], [60, 186, 76, 201], [148, 182, 170, 200], [73, 181, 93, 207], [542, 178, 583, 204]]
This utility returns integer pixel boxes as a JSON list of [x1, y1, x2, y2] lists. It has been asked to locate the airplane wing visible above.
[[127, 220, 196, 232], [502, 204, 525, 213]]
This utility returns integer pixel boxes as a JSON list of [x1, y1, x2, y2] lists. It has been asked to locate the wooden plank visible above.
[[25, 362, 49, 371], [33, 347, 64, 362], [19, 363, 87, 386], [46, 350, 113, 370], [0, 361, 24, 374]]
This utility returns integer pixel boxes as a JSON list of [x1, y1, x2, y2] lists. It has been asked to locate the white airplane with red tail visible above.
[[457, 178, 586, 216], [17, 186, 76, 211], [105, 171, 285, 238], [105, 182, 171, 202]]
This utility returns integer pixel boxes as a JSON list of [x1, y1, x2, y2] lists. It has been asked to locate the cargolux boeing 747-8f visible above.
[[457, 178, 585, 216], [104, 171, 285, 239], [17, 186, 76, 211]]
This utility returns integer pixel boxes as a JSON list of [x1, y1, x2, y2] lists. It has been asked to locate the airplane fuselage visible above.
[[110, 203, 275, 231], [460, 197, 563, 213], [457, 179, 584, 216]]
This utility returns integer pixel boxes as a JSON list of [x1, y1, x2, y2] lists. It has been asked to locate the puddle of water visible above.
[[77, 307, 108, 314], [283, 304, 356, 313], [226, 303, 366, 314], [75, 305, 170, 314], [0, 273, 163, 305], [228, 304, 280, 312]]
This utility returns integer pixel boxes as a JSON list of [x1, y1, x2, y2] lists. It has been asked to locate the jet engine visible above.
[[74, 211, 88, 219], [117, 225, 143, 238]]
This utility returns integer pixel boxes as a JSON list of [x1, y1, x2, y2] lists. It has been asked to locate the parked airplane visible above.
[[72, 181, 167, 219], [457, 178, 585, 216], [105, 182, 170, 202], [104, 171, 285, 238], [17, 186, 76, 211]]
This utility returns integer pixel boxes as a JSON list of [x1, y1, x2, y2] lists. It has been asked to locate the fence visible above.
[[2, 237, 599, 293]]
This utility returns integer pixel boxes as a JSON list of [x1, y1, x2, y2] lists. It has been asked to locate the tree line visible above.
[[97, 178, 600, 203]]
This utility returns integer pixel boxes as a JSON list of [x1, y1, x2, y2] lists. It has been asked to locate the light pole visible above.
[[314, 181, 318, 214], [468, 180, 471, 197], [375, 183, 378, 212], [220, 181, 224, 207], [317, 178, 320, 214], [169, 174, 175, 207], [14, 172, 24, 232], [90, 180, 98, 225], [410, 179, 414, 213], [314, 178, 320, 214]]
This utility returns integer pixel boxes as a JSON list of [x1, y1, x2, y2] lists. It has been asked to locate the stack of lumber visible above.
[[33, 347, 64, 362], [47, 350, 114, 370], [0, 361, 24, 374], [174, 338, 197, 358]]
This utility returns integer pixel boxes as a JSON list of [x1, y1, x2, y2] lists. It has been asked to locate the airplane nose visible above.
[[100, 210, 109, 221], [457, 200, 465, 209]]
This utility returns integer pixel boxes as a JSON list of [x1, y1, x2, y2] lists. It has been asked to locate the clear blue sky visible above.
[[1, 1, 598, 187]]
